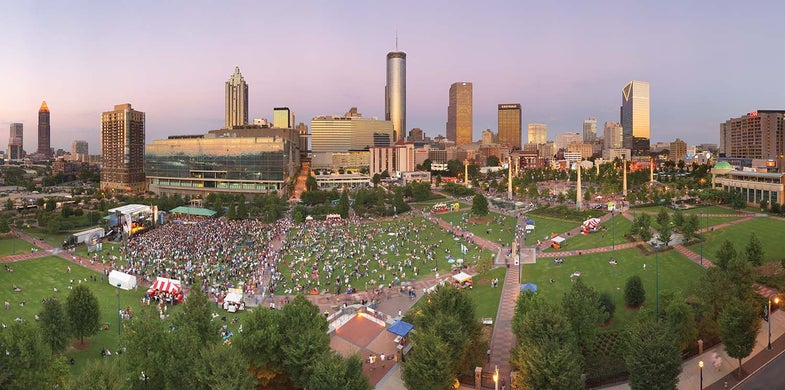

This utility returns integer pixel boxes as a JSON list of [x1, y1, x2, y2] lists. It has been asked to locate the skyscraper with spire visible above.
[[385, 40, 406, 143], [37, 101, 51, 158], [225, 66, 248, 129]]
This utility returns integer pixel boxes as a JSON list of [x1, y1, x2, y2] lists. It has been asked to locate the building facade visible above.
[[583, 117, 597, 142], [385, 51, 406, 142], [528, 123, 547, 144], [714, 171, 784, 207], [670, 138, 687, 162], [71, 140, 88, 162], [8, 123, 23, 160], [273, 107, 293, 129], [481, 129, 496, 145], [720, 110, 785, 159], [498, 103, 522, 148], [555, 132, 582, 149], [447, 82, 473, 145], [603, 121, 623, 150], [620, 80, 650, 156], [101, 104, 146, 192], [310, 109, 394, 168], [225, 66, 248, 128], [37, 101, 51, 158]]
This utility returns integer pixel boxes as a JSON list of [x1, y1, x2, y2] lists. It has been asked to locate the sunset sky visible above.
[[2, 0, 784, 152]]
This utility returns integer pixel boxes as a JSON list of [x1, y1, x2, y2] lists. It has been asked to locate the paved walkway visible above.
[[486, 262, 519, 383]]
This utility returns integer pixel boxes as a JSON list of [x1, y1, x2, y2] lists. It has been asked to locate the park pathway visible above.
[[487, 260, 519, 384]]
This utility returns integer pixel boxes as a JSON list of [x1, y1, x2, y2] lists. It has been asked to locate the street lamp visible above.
[[116, 283, 122, 336], [493, 365, 499, 390], [699, 212, 703, 267], [768, 294, 780, 350], [655, 245, 660, 319], [699, 360, 704, 389]]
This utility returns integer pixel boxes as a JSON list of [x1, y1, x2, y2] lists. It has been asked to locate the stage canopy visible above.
[[387, 320, 414, 337], [169, 206, 217, 217], [151, 277, 182, 294]]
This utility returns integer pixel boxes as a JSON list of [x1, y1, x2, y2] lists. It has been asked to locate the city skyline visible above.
[[2, 1, 784, 153]]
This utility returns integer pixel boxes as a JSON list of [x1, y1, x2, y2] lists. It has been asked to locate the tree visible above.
[[672, 210, 685, 229], [337, 190, 350, 218], [65, 284, 100, 345], [194, 343, 257, 390], [624, 316, 682, 390], [309, 353, 371, 390], [562, 278, 608, 357], [471, 193, 489, 216], [714, 239, 737, 270], [174, 283, 214, 344], [745, 233, 764, 266], [730, 191, 746, 210], [624, 275, 646, 307], [658, 224, 672, 247], [39, 297, 71, 355], [486, 156, 500, 167], [681, 214, 699, 240], [656, 209, 670, 229], [719, 297, 761, 375], [663, 299, 697, 351], [279, 295, 330, 388], [306, 175, 318, 191], [599, 292, 616, 319], [234, 305, 286, 387], [760, 198, 769, 212], [67, 359, 129, 390], [402, 330, 454, 390], [371, 174, 381, 187], [120, 306, 171, 389]]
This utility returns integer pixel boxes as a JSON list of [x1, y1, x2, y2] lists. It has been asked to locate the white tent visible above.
[[452, 272, 473, 283], [223, 288, 245, 312], [108, 270, 137, 290], [552, 236, 566, 244]]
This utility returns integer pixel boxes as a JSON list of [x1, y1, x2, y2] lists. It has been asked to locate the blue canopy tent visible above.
[[520, 283, 538, 293], [388, 320, 414, 337], [525, 219, 535, 225]]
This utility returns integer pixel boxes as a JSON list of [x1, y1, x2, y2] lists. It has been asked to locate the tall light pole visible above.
[[768, 294, 780, 350], [699, 212, 703, 267], [116, 283, 122, 336], [699, 360, 704, 389], [655, 245, 660, 319]]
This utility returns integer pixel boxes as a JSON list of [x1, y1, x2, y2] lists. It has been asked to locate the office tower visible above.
[[720, 110, 785, 159], [310, 108, 394, 167], [296, 122, 309, 154], [273, 107, 294, 129], [101, 104, 146, 192], [528, 123, 547, 144], [225, 66, 248, 128], [555, 132, 583, 149], [603, 121, 623, 149], [71, 140, 88, 162], [37, 101, 51, 157], [670, 138, 687, 162], [481, 129, 495, 145], [446, 82, 473, 145], [385, 50, 406, 142], [408, 128, 424, 142], [583, 117, 597, 142], [8, 123, 23, 160], [620, 80, 650, 156], [498, 104, 522, 148]]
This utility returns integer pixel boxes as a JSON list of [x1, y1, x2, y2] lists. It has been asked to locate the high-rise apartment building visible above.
[[583, 117, 597, 142], [37, 101, 51, 157], [603, 121, 623, 150], [385, 50, 406, 142], [498, 104, 522, 148], [720, 110, 785, 159], [670, 138, 687, 162], [446, 82, 473, 145], [528, 123, 547, 144], [273, 107, 294, 129], [8, 123, 23, 160], [101, 104, 146, 192], [620, 80, 650, 156], [71, 140, 88, 162], [225, 66, 248, 128]]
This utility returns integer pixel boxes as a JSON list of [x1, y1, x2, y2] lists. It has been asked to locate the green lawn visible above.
[[436, 211, 517, 246], [0, 238, 40, 255], [468, 266, 506, 319], [632, 205, 740, 215], [687, 217, 785, 264], [523, 216, 580, 246], [522, 247, 705, 330], [545, 214, 634, 252]]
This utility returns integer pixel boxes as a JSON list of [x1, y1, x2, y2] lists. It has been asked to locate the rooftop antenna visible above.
[[395, 30, 398, 51]]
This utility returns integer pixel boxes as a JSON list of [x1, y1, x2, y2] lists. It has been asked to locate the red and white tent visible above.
[[150, 277, 181, 294], [582, 218, 601, 232]]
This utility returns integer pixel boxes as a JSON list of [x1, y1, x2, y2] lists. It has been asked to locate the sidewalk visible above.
[[600, 309, 785, 390]]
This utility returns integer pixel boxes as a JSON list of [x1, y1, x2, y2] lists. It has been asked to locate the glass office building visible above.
[[621, 80, 650, 156], [146, 134, 294, 196]]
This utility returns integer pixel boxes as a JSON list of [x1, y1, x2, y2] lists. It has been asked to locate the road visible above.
[[736, 351, 785, 390]]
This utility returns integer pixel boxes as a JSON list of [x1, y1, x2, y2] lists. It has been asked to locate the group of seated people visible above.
[[5, 265, 13, 272], [552, 258, 565, 265], [12, 285, 21, 292], [609, 257, 618, 265]]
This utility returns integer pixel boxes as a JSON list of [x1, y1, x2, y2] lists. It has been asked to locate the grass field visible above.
[[467, 266, 506, 319], [544, 214, 634, 252], [523, 216, 580, 246], [632, 205, 739, 215], [0, 238, 40, 255], [522, 247, 705, 330], [436, 211, 517, 246], [687, 217, 785, 264]]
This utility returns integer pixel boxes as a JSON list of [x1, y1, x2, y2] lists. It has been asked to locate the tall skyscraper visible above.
[[498, 104, 522, 148], [527, 123, 547, 144], [446, 82, 473, 145], [37, 101, 51, 157], [71, 140, 88, 161], [583, 117, 597, 142], [273, 107, 294, 129], [603, 121, 623, 149], [8, 123, 23, 160], [101, 104, 146, 192], [620, 80, 650, 156], [225, 66, 248, 129], [385, 50, 406, 142]]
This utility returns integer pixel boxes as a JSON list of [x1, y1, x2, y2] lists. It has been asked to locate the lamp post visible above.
[[612, 209, 616, 252], [699, 360, 704, 389], [116, 283, 122, 336], [493, 365, 499, 390], [768, 294, 780, 350], [699, 212, 703, 267], [655, 245, 660, 319]]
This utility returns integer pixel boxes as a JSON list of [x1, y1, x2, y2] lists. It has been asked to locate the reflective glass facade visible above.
[[385, 51, 406, 142], [621, 80, 650, 156]]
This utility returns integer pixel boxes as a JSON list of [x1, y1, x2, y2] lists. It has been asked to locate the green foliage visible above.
[[441, 182, 475, 197], [624, 316, 682, 390], [120, 306, 170, 389], [658, 224, 672, 247], [234, 306, 285, 385], [719, 297, 761, 375], [681, 214, 699, 240], [174, 284, 214, 344], [39, 297, 72, 355], [0, 217, 10, 233], [672, 210, 684, 229], [401, 331, 454, 390], [292, 207, 305, 224], [66, 284, 101, 344], [562, 278, 608, 356], [279, 295, 330, 388], [486, 155, 500, 167], [745, 233, 764, 266], [66, 359, 129, 390], [599, 292, 616, 319], [656, 209, 670, 228], [471, 193, 489, 216], [194, 343, 256, 390], [624, 275, 646, 307], [308, 353, 372, 390], [0, 322, 54, 389], [663, 299, 697, 351], [630, 213, 653, 241], [306, 175, 318, 191], [407, 181, 432, 202], [714, 239, 737, 270], [337, 190, 350, 218]]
